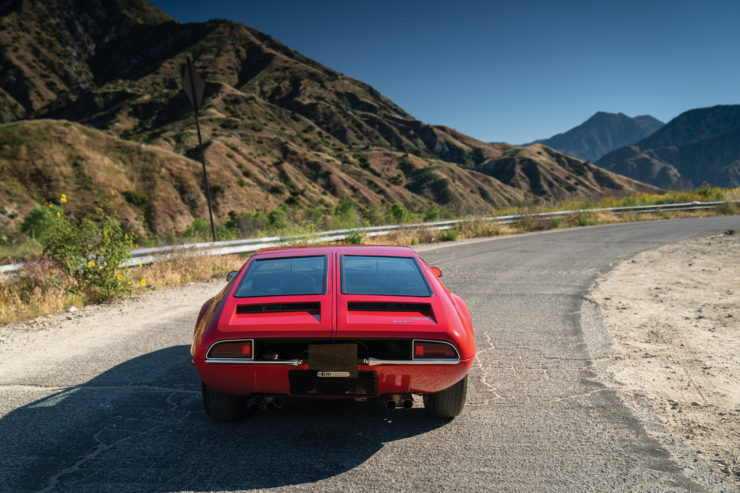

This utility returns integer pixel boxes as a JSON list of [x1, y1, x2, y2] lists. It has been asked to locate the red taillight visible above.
[[209, 341, 253, 358], [413, 341, 457, 359]]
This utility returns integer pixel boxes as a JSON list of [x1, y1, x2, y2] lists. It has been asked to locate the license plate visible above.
[[316, 371, 351, 378], [308, 344, 358, 378]]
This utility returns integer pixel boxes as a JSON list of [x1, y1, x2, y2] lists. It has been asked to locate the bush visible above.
[[345, 230, 365, 244], [518, 214, 554, 231], [184, 218, 212, 240], [20, 204, 63, 239], [695, 183, 723, 201], [122, 190, 150, 208], [43, 199, 136, 301], [438, 228, 459, 241], [388, 202, 407, 223], [716, 202, 738, 215]]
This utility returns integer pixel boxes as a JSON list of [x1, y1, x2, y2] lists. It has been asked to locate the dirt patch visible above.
[[592, 231, 740, 483]]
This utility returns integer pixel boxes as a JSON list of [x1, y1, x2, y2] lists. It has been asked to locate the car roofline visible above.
[[253, 244, 418, 257]]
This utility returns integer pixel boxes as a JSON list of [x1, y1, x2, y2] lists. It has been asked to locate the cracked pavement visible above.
[[1, 216, 738, 492]]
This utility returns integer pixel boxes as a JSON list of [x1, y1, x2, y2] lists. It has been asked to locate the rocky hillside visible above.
[[533, 112, 663, 162], [596, 105, 740, 189], [0, 0, 660, 239], [475, 144, 661, 201]]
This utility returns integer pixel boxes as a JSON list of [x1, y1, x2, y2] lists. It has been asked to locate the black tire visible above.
[[202, 381, 246, 422], [423, 375, 468, 418]]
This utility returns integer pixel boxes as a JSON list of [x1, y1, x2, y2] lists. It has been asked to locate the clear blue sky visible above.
[[150, 0, 740, 144]]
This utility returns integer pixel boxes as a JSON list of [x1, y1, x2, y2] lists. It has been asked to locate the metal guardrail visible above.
[[2, 200, 737, 278]]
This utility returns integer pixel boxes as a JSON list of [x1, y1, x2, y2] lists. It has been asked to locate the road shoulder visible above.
[[588, 231, 739, 488]]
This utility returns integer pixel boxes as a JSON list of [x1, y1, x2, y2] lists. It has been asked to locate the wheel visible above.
[[201, 381, 246, 422], [423, 375, 468, 418]]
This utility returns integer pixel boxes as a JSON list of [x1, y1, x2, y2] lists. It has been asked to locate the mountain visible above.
[[596, 105, 740, 189], [0, 0, 660, 239], [534, 112, 664, 162], [474, 144, 660, 200]]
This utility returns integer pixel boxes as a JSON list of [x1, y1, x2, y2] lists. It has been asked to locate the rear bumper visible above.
[[195, 358, 473, 397]]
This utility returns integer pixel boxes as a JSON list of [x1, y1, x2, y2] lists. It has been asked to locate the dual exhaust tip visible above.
[[247, 395, 283, 412], [384, 394, 414, 410]]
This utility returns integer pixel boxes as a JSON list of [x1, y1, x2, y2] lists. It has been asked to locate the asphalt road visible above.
[[1, 216, 738, 492]]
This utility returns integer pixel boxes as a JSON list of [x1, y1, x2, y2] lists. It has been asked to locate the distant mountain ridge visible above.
[[596, 105, 740, 189], [533, 112, 664, 162], [0, 0, 661, 239]]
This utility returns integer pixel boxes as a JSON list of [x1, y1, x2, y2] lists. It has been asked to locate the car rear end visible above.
[[192, 246, 475, 420]]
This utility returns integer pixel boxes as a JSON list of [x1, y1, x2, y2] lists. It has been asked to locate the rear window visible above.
[[341, 255, 432, 297], [234, 256, 327, 297]]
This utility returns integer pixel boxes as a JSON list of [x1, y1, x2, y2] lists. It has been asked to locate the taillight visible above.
[[209, 340, 253, 358], [413, 340, 458, 359]]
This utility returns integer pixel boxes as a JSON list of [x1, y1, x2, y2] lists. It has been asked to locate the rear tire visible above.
[[423, 375, 468, 418], [202, 381, 246, 422]]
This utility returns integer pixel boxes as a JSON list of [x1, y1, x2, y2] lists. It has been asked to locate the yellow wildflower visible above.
[[88, 260, 95, 267], [138, 263, 142, 267], [110, 189, 116, 195], [56, 212, 61, 217], [60, 194, 67, 203], [117, 274, 123, 280], [140, 279, 147, 287]]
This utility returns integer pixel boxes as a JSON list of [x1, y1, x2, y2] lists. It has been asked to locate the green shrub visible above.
[[184, 218, 211, 240], [43, 201, 135, 301], [388, 202, 407, 223], [122, 190, 150, 208], [20, 204, 63, 239], [439, 228, 459, 241], [696, 182, 723, 201], [345, 230, 365, 244]]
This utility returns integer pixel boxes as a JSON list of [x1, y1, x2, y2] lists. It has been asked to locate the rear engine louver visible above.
[[347, 302, 433, 314], [236, 302, 320, 314]]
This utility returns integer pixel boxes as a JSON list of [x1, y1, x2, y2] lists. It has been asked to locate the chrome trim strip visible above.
[[364, 357, 460, 366], [205, 358, 304, 365]]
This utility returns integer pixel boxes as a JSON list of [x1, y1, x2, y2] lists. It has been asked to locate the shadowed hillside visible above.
[[533, 112, 663, 162], [597, 105, 740, 189]]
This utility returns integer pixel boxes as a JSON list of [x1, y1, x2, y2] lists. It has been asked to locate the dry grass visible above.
[[1, 252, 247, 325], [127, 251, 247, 290], [362, 205, 734, 248], [0, 260, 82, 324]]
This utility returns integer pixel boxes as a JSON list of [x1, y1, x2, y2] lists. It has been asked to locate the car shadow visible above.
[[1, 345, 448, 492]]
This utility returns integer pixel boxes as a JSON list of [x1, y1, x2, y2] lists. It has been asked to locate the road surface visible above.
[[1, 215, 738, 492]]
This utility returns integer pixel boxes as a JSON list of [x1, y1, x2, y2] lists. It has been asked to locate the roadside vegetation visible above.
[[1, 186, 738, 325]]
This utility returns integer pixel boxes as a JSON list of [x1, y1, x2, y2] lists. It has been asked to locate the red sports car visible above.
[[191, 245, 475, 421]]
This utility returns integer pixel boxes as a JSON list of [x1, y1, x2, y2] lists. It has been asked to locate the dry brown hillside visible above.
[[0, 0, 662, 240], [476, 144, 661, 201]]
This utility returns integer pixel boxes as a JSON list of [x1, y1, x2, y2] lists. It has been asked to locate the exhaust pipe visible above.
[[247, 397, 263, 412], [383, 394, 413, 410], [263, 395, 283, 410]]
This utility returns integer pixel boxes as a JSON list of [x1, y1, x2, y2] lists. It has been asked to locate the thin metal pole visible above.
[[188, 61, 217, 243]]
